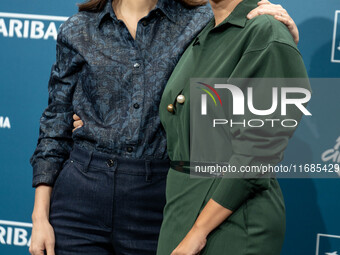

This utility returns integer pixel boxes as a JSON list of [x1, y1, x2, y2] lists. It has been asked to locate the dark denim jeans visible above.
[[49, 145, 169, 255]]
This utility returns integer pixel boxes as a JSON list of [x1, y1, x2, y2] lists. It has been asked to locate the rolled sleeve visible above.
[[30, 25, 84, 187]]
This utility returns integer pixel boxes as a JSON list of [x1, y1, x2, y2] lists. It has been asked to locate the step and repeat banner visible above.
[[0, 0, 339, 254]]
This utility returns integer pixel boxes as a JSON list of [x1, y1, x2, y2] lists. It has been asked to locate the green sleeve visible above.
[[211, 41, 311, 211]]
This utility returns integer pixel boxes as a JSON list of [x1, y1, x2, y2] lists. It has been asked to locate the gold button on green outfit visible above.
[[157, 0, 310, 254], [167, 104, 174, 113]]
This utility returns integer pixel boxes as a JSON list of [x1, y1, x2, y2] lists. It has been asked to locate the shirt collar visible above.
[[97, 0, 116, 28], [215, 0, 258, 29], [96, 0, 177, 28], [155, 0, 177, 23]]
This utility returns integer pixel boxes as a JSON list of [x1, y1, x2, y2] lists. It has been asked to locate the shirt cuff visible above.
[[211, 178, 252, 211], [32, 160, 61, 188]]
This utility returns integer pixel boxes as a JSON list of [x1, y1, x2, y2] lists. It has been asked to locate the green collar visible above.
[[213, 0, 258, 29]]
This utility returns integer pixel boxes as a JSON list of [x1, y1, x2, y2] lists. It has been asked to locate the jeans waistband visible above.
[[70, 145, 170, 175]]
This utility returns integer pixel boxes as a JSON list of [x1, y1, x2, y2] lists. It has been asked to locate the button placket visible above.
[[126, 54, 144, 143]]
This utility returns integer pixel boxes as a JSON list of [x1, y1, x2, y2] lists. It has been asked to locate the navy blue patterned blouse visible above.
[[30, 0, 212, 187]]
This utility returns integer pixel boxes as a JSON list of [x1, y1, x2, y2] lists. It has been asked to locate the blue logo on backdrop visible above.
[[0, 12, 68, 40], [316, 234, 340, 255], [331, 11, 340, 63], [322, 136, 340, 169]]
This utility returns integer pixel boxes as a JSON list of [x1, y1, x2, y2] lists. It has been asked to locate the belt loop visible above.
[[83, 151, 93, 173], [145, 160, 151, 182]]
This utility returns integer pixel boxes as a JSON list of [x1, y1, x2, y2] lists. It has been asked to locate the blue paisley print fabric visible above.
[[30, 0, 212, 187]]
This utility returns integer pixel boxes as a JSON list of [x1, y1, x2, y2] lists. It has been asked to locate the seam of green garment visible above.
[[240, 15, 299, 56], [211, 178, 254, 211], [242, 40, 303, 57], [265, 14, 276, 43]]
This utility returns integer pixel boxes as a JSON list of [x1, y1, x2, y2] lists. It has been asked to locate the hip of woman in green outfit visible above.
[[157, 0, 311, 254]]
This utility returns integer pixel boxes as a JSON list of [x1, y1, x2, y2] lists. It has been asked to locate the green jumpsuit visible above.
[[157, 0, 310, 254]]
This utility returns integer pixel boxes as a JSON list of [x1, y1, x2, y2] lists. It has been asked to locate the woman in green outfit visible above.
[[157, 0, 311, 254]]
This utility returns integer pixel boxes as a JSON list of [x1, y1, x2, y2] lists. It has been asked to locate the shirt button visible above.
[[106, 159, 115, 167], [134, 63, 140, 68], [177, 95, 185, 104], [127, 147, 133, 153], [133, 103, 140, 109], [167, 104, 174, 113]]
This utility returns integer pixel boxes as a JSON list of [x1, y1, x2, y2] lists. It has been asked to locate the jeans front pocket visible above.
[[50, 159, 72, 204], [49, 159, 115, 230]]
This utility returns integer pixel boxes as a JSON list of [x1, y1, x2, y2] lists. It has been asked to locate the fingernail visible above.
[[247, 14, 252, 19]]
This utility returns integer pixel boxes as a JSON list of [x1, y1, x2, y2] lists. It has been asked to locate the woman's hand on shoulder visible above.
[[247, 0, 299, 45]]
